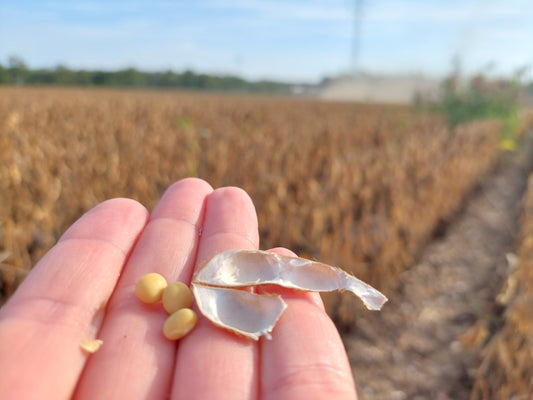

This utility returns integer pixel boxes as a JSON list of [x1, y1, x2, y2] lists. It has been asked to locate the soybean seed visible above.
[[162, 282, 193, 314], [79, 339, 104, 354], [163, 308, 198, 340], [135, 273, 168, 303]]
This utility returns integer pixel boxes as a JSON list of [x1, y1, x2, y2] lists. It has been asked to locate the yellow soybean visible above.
[[79, 339, 104, 354], [163, 308, 198, 340], [162, 282, 193, 314], [135, 273, 168, 303]]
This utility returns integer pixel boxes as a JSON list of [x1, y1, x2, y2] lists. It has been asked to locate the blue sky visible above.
[[1, 0, 532, 82]]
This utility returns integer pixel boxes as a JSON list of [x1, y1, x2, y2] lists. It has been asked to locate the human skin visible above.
[[0, 177, 357, 400]]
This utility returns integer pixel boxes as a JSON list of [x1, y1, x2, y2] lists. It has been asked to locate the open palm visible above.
[[0, 178, 357, 400]]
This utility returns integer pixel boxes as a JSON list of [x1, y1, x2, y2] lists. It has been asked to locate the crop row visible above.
[[471, 165, 533, 399]]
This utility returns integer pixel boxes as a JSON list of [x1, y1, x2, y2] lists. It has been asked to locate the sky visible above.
[[1, 0, 532, 83]]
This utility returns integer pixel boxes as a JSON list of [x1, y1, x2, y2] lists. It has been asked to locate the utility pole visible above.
[[352, 0, 364, 76]]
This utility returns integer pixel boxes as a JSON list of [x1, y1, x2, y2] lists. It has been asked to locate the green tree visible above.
[[0, 64, 7, 84], [114, 68, 146, 86], [7, 55, 28, 84]]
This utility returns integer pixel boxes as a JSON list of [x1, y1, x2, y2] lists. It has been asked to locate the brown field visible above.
[[0, 87, 511, 311]]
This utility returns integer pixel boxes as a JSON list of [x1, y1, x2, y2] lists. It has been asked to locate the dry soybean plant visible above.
[[470, 173, 533, 399], [0, 87, 513, 321]]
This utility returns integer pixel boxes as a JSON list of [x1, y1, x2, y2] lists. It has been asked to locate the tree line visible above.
[[0, 56, 293, 94]]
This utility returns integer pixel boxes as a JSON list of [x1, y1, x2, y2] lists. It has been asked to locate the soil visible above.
[[344, 133, 533, 400]]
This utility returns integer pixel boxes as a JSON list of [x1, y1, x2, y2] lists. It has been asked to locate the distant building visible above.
[[318, 73, 441, 104]]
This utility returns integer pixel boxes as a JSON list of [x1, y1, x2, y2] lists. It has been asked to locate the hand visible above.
[[0, 178, 357, 400]]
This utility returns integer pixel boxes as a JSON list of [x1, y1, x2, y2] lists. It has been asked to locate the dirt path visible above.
[[344, 133, 533, 400]]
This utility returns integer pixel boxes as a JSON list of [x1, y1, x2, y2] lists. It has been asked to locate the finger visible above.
[[171, 187, 260, 400], [259, 248, 358, 400], [74, 178, 213, 400], [0, 198, 148, 400]]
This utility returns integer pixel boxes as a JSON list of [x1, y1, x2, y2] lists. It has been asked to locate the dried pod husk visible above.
[[193, 249, 388, 310], [191, 284, 287, 340]]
